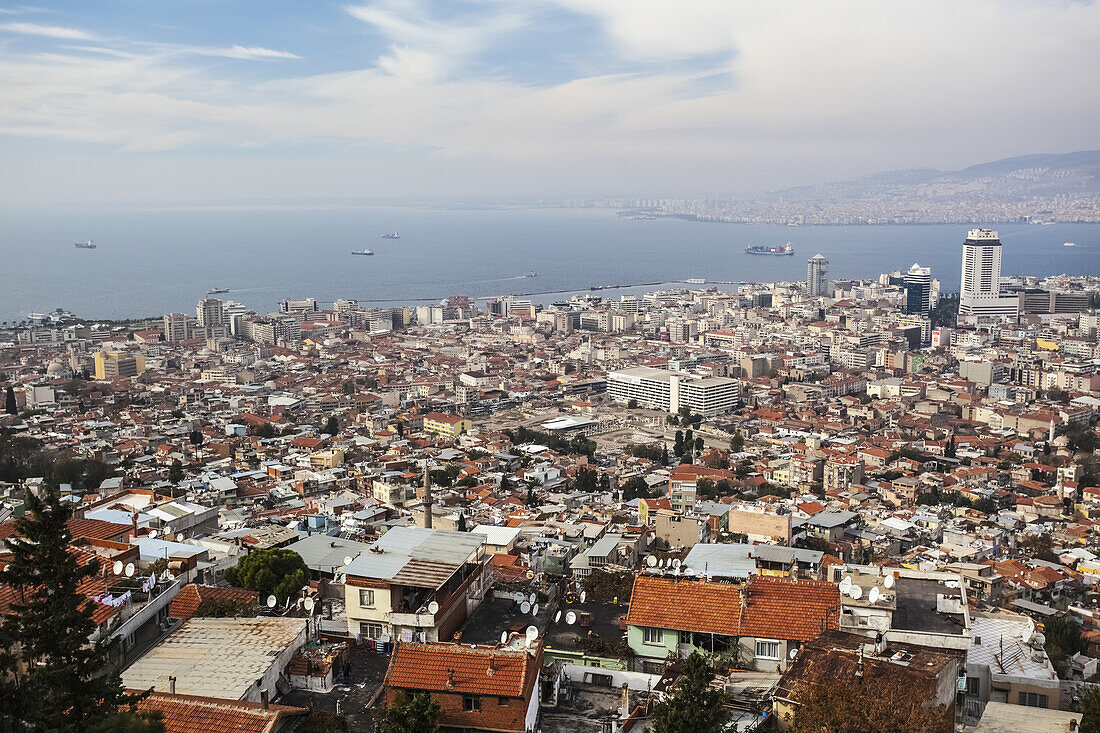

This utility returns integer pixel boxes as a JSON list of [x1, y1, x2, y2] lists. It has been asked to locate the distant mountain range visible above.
[[608, 150, 1100, 224], [772, 150, 1100, 203]]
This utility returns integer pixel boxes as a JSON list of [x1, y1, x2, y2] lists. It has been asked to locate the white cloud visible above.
[[198, 45, 302, 61], [0, 21, 96, 40]]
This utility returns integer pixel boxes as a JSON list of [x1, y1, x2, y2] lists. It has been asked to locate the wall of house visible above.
[[384, 687, 532, 732], [344, 582, 392, 636], [627, 625, 678, 662]]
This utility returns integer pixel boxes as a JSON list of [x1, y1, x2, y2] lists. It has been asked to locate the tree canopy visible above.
[[380, 691, 441, 733], [650, 651, 730, 733], [225, 548, 309, 602]]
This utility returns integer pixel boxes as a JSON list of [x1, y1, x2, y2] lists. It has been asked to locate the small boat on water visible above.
[[1064, 242, 1077, 247], [524, 271, 539, 277], [380, 232, 400, 239], [207, 287, 229, 295], [351, 249, 375, 256], [74, 240, 97, 249]]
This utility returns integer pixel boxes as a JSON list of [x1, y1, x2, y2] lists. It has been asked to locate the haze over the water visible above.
[[1, 1, 1099, 208]]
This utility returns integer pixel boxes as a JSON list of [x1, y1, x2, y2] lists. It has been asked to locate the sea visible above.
[[0, 204, 1097, 322]]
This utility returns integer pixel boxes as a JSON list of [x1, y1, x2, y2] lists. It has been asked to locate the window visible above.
[[498, 697, 511, 706], [463, 696, 482, 712], [1018, 692, 1048, 708], [966, 677, 980, 696], [358, 589, 375, 608], [642, 627, 663, 645], [679, 631, 692, 646], [360, 622, 382, 639], [755, 640, 781, 660]]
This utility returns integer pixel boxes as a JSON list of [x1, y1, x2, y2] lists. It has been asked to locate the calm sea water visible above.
[[0, 205, 1097, 322]]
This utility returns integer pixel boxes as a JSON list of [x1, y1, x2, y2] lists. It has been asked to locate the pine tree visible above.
[[168, 459, 183, 484], [650, 652, 729, 733], [380, 691, 441, 733], [0, 491, 144, 732], [4, 385, 15, 415]]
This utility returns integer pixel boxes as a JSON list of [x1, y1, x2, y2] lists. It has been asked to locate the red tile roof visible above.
[[133, 691, 307, 733], [384, 641, 542, 699], [168, 584, 259, 621], [627, 575, 841, 642]]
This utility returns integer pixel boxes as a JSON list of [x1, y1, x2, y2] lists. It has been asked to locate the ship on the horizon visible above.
[[745, 242, 794, 256], [207, 287, 229, 294], [351, 249, 375, 256], [74, 240, 97, 249], [380, 232, 400, 239], [524, 271, 538, 277]]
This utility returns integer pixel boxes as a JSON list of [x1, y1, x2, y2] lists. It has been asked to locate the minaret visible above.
[[423, 459, 433, 529]]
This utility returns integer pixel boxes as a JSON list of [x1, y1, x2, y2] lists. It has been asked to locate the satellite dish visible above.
[[554, 611, 562, 623], [112, 560, 123, 575], [672, 567, 680, 576], [884, 575, 895, 589], [532, 603, 540, 616], [659, 558, 666, 568], [266, 595, 277, 608], [565, 611, 577, 625], [684, 568, 696, 577], [304, 598, 315, 613], [529, 592, 537, 605], [428, 601, 439, 614], [646, 556, 657, 568], [124, 563, 135, 577], [513, 591, 525, 604], [869, 587, 881, 604], [672, 558, 681, 569], [526, 570, 535, 580], [580, 591, 586, 604], [149, 530, 158, 539], [343, 556, 353, 566], [525, 625, 539, 643], [849, 585, 863, 600], [501, 631, 508, 644], [839, 576, 852, 592], [520, 601, 531, 614], [789, 648, 798, 660]]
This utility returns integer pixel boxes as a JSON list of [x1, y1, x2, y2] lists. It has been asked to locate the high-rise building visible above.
[[903, 263, 932, 315], [93, 351, 146, 379], [162, 313, 190, 342], [806, 254, 829, 297], [196, 298, 225, 329], [957, 229, 1019, 320], [606, 366, 740, 417]]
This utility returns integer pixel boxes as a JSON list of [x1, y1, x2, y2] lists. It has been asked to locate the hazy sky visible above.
[[1, 0, 1098, 206]]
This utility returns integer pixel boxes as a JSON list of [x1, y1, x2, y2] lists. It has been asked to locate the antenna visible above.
[[343, 556, 353, 566], [500, 631, 508, 644], [149, 530, 158, 539], [525, 625, 539, 644], [565, 611, 577, 626], [532, 603, 539, 616], [124, 563, 135, 578], [868, 587, 881, 604], [112, 560, 123, 575], [839, 576, 852, 593], [526, 570, 535, 580], [513, 591, 524, 604], [646, 556, 657, 568], [520, 601, 531, 614], [529, 592, 537, 605], [579, 591, 587, 603], [554, 611, 562, 623], [884, 575, 895, 589], [849, 585, 863, 600], [304, 597, 315, 613], [672, 558, 681, 569], [684, 568, 696, 577], [266, 595, 277, 608], [428, 601, 440, 615], [789, 648, 798, 660]]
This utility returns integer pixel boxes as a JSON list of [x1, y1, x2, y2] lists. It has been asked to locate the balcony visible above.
[[388, 611, 437, 628]]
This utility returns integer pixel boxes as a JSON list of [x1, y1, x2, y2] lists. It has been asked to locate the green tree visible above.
[[1043, 615, 1084, 670], [342, 381, 355, 395], [324, 416, 339, 436], [627, 398, 639, 409], [168, 459, 183, 485], [380, 691, 441, 733], [456, 513, 468, 532], [90, 711, 166, 733], [650, 651, 730, 733], [224, 548, 309, 602], [1079, 687, 1100, 733], [674, 430, 684, 455], [622, 476, 650, 501], [4, 385, 15, 415], [729, 433, 744, 452], [188, 430, 204, 448], [193, 597, 256, 617], [0, 491, 145, 732], [255, 422, 277, 438]]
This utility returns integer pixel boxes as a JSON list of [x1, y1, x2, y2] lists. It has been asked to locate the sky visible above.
[[1, 0, 1098, 207]]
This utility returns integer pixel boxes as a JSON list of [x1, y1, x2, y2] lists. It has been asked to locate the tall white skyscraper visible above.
[[957, 229, 1019, 320], [196, 297, 225, 328], [806, 254, 829, 297]]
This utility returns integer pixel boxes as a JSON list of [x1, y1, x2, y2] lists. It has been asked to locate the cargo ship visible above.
[[74, 240, 97, 249], [745, 242, 794, 256]]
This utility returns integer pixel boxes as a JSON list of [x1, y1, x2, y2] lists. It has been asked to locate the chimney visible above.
[[487, 655, 495, 676], [132, 512, 138, 538], [423, 460, 433, 529], [445, 669, 456, 690], [620, 683, 630, 718], [260, 688, 269, 710], [169, 675, 176, 695]]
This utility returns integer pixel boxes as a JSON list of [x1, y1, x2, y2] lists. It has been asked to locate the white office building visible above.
[[606, 366, 740, 417], [807, 254, 829, 297], [958, 229, 1019, 321]]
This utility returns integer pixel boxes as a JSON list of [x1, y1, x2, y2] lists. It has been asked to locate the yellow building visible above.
[[309, 448, 345, 470], [93, 351, 146, 380], [421, 412, 471, 439]]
